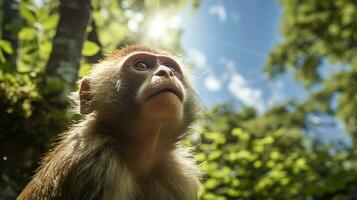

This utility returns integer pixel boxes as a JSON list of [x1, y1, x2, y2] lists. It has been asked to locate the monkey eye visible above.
[[134, 61, 150, 71]]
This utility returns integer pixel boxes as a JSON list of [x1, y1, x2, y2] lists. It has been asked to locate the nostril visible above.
[[156, 69, 168, 76], [155, 67, 173, 77]]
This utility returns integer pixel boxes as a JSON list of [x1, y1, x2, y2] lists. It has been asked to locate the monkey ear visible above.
[[79, 78, 94, 114]]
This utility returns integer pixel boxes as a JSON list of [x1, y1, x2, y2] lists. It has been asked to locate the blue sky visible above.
[[177, 0, 351, 144], [180, 0, 308, 112]]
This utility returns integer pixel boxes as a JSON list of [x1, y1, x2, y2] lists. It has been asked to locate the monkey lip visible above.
[[146, 86, 183, 102]]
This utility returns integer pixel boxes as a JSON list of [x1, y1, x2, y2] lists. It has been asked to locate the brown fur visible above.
[[17, 45, 201, 200]]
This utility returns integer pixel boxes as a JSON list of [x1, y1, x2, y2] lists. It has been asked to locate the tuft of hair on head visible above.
[[106, 45, 162, 60]]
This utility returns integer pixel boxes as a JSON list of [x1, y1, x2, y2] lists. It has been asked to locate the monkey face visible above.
[[120, 52, 186, 120]]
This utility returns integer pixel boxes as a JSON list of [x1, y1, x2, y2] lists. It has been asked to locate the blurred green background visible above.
[[0, 0, 357, 199]]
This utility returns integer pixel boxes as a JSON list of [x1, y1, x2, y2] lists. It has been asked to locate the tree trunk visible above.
[[45, 0, 91, 95], [1, 0, 20, 70]]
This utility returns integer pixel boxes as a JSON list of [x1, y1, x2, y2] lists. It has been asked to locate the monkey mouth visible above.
[[146, 86, 183, 102]]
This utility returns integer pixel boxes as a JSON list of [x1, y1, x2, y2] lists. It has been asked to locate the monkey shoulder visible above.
[[56, 133, 120, 200], [18, 129, 120, 200]]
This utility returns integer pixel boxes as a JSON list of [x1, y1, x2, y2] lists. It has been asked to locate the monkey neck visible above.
[[122, 121, 163, 177], [96, 116, 171, 177], [91, 114, 180, 177]]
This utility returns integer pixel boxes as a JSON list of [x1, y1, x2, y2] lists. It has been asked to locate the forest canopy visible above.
[[0, 0, 356, 199]]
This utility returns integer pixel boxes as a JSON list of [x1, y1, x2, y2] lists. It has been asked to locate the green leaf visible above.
[[79, 63, 92, 77], [0, 51, 5, 63], [20, 2, 36, 25], [43, 15, 59, 29], [17, 61, 31, 73], [204, 179, 219, 189], [19, 27, 37, 41], [0, 40, 13, 54], [82, 41, 100, 56]]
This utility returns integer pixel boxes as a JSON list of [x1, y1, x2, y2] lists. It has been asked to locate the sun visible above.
[[146, 14, 182, 44], [148, 14, 168, 39]]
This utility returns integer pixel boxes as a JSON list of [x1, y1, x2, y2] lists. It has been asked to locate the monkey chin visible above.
[[141, 92, 183, 120]]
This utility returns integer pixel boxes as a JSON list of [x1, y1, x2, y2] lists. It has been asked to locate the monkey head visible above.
[[78, 46, 199, 142], [130, 51, 185, 120]]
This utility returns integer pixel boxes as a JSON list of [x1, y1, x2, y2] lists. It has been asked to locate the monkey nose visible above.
[[154, 65, 174, 77]]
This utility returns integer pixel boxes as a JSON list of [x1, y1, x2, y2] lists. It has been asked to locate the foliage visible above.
[[266, 0, 356, 83], [0, 71, 71, 198], [193, 106, 357, 200], [266, 0, 357, 143]]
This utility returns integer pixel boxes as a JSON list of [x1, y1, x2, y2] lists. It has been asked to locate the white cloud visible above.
[[266, 80, 285, 107], [188, 49, 206, 68], [205, 74, 222, 92], [209, 5, 227, 22], [219, 56, 236, 72], [226, 60, 235, 71], [228, 73, 264, 111]]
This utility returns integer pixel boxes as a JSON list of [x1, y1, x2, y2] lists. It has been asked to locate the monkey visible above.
[[17, 45, 202, 200]]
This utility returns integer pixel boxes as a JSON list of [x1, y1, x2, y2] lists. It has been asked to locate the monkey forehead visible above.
[[126, 51, 171, 58], [121, 51, 184, 68]]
